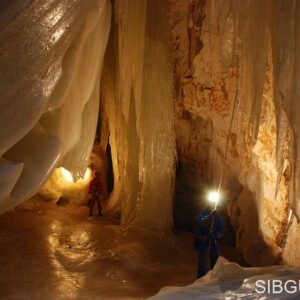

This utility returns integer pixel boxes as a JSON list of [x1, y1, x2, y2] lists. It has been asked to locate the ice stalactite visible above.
[[99, 0, 147, 223], [115, 0, 147, 123], [132, 0, 176, 231], [102, 0, 176, 233], [0, 0, 111, 213]]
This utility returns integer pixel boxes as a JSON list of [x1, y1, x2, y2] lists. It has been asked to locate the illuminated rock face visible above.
[[0, 0, 111, 213], [168, 0, 300, 266]]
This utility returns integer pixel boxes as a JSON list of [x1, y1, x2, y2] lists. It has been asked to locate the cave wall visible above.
[[168, 0, 300, 266]]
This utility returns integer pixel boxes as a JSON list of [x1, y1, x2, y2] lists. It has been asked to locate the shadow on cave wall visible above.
[[174, 162, 280, 267], [233, 187, 282, 267], [173, 161, 235, 247]]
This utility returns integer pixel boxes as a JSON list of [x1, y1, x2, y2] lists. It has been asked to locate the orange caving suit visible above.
[[88, 177, 105, 216]]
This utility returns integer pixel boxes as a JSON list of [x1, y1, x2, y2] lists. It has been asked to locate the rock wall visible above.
[[168, 0, 300, 266]]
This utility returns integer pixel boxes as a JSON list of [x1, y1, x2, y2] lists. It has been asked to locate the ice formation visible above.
[[0, 0, 111, 213], [101, 0, 176, 232], [151, 257, 300, 299], [0, 0, 175, 233], [0, 200, 197, 299]]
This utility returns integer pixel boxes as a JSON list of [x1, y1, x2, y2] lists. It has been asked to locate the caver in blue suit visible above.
[[194, 209, 223, 278]]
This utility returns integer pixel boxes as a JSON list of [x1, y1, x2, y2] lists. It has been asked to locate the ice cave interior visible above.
[[1, 0, 300, 299]]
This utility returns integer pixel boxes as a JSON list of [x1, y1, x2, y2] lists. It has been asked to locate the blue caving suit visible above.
[[195, 210, 223, 278]]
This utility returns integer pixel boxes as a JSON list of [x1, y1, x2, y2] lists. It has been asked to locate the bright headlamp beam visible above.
[[208, 191, 220, 205]]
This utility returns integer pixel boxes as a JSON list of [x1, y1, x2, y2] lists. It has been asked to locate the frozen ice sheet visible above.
[[0, 199, 196, 299], [151, 257, 300, 299]]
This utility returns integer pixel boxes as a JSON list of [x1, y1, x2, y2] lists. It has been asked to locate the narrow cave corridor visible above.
[[1, 0, 300, 299]]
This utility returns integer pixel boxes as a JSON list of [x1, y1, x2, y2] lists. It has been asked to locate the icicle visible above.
[[115, 0, 147, 123], [131, 0, 176, 231]]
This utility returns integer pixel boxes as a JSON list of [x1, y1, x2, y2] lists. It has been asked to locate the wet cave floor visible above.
[[0, 197, 240, 299]]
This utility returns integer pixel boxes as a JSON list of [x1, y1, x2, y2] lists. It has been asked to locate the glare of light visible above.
[[50, 28, 65, 45], [208, 191, 220, 204], [61, 167, 74, 183], [287, 209, 293, 224], [45, 3, 65, 27], [83, 168, 92, 182]]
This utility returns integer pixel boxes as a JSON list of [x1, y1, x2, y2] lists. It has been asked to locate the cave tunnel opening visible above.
[[93, 113, 114, 199]]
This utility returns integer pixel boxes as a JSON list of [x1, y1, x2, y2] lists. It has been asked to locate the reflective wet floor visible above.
[[0, 198, 197, 299]]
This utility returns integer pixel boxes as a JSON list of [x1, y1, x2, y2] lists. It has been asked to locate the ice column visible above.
[[103, 0, 176, 232]]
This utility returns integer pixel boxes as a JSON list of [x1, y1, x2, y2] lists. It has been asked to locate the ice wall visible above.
[[0, 0, 111, 213], [101, 0, 176, 232], [168, 0, 300, 265], [151, 257, 300, 299]]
